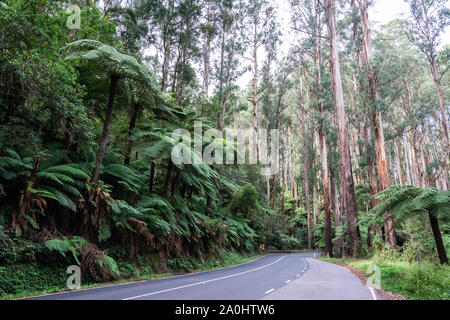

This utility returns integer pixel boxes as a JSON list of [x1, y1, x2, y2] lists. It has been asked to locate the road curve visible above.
[[26, 253, 376, 300]]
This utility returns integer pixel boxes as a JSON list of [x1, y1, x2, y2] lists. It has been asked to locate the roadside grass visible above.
[[319, 257, 449, 300], [0, 250, 260, 300]]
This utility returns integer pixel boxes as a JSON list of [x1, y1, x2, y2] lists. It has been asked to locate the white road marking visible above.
[[122, 256, 287, 300], [368, 287, 377, 300], [23, 255, 269, 299], [285, 280, 291, 283], [265, 289, 275, 294]]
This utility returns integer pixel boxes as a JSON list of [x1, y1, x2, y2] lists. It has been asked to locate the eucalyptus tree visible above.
[[107, 0, 151, 56], [215, 0, 247, 132], [324, 0, 360, 257], [405, 0, 450, 188], [245, 0, 278, 159], [269, 57, 293, 211], [201, 0, 219, 98], [151, 0, 178, 92], [173, 0, 202, 104], [63, 39, 160, 184], [357, 0, 396, 247], [291, 0, 333, 256]]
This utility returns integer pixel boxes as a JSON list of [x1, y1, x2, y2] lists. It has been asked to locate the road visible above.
[[27, 253, 377, 300]]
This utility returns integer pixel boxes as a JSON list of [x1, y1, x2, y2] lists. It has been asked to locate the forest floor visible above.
[[319, 257, 449, 300]]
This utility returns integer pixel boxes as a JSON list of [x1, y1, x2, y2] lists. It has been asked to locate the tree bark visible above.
[[428, 212, 448, 264], [301, 99, 312, 250], [163, 159, 173, 198], [160, 0, 174, 92], [325, 0, 360, 257], [358, 0, 395, 247], [393, 138, 404, 185], [203, 0, 212, 98], [92, 75, 118, 184], [124, 102, 140, 165], [149, 161, 155, 195], [251, 16, 260, 159]]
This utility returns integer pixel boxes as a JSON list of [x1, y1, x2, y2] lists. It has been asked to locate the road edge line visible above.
[[122, 256, 287, 300], [18, 254, 270, 300]]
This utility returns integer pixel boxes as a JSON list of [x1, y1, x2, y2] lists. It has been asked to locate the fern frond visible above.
[[44, 186, 77, 211]]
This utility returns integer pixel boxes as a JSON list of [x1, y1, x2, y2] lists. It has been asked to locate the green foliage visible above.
[[44, 235, 120, 281], [380, 262, 449, 300], [372, 185, 450, 223], [321, 257, 450, 300], [0, 263, 67, 298], [45, 236, 87, 265], [229, 184, 262, 224]]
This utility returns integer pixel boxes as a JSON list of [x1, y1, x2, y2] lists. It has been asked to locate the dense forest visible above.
[[0, 0, 449, 297]]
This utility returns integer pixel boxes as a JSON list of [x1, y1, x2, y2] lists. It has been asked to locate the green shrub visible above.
[[0, 263, 66, 298], [379, 262, 449, 300], [325, 257, 450, 300]]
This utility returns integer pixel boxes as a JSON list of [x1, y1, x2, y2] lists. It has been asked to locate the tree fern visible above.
[[371, 185, 450, 223], [45, 236, 88, 265], [371, 185, 449, 264]]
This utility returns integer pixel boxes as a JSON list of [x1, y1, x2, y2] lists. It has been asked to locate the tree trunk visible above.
[[251, 18, 260, 159], [428, 212, 448, 264], [171, 168, 180, 196], [149, 161, 155, 195], [313, 185, 318, 227], [288, 126, 294, 198], [301, 103, 312, 250], [203, 0, 212, 98], [325, 0, 360, 257], [319, 122, 332, 256], [431, 60, 449, 188], [393, 138, 404, 184], [163, 159, 173, 198], [124, 102, 140, 165], [374, 112, 396, 246], [92, 75, 119, 184], [160, 0, 174, 92], [358, 0, 395, 247]]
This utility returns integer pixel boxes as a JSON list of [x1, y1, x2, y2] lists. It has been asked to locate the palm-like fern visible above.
[[371, 185, 449, 264], [0, 147, 89, 230], [62, 39, 162, 184]]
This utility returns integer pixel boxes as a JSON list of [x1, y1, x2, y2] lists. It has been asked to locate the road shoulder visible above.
[[318, 258, 406, 300], [262, 257, 376, 300]]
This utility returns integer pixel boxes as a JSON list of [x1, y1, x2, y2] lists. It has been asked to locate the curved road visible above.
[[27, 253, 377, 300]]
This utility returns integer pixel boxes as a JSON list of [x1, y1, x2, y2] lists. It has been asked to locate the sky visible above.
[[236, 0, 450, 88]]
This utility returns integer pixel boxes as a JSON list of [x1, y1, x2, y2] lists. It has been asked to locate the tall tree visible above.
[[357, 0, 396, 247], [324, 0, 360, 257], [63, 40, 159, 184], [246, 0, 277, 159], [406, 0, 450, 188]]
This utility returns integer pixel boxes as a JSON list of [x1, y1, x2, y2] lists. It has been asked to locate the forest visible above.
[[0, 0, 449, 299]]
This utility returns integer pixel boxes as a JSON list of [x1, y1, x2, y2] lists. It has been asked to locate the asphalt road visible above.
[[26, 253, 377, 300]]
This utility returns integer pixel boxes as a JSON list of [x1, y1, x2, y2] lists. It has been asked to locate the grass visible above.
[[0, 250, 260, 300], [319, 257, 449, 300]]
